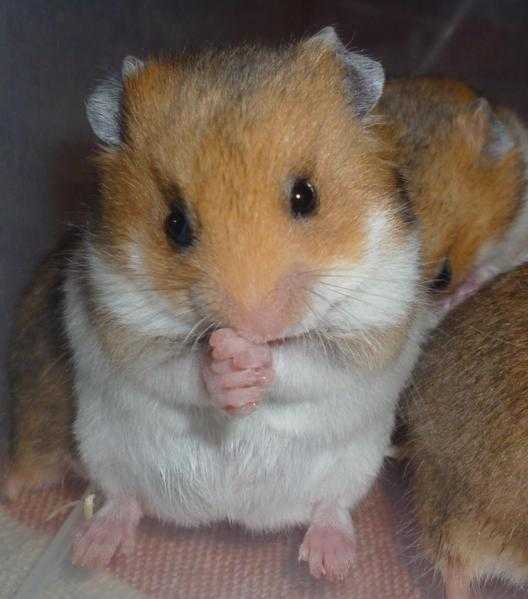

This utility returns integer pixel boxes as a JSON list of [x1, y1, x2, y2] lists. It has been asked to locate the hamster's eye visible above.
[[431, 259, 452, 292], [166, 203, 194, 248], [290, 178, 318, 218]]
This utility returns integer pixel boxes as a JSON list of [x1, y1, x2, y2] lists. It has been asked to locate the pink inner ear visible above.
[[457, 98, 514, 160], [456, 102, 491, 155]]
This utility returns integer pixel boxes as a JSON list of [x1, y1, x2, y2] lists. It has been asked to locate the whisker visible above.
[[305, 288, 383, 358], [321, 283, 428, 311]]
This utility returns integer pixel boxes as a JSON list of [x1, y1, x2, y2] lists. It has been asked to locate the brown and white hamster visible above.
[[403, 263, 528, 598], [378, 77, 528, 312], [5, 28, 425, 579]]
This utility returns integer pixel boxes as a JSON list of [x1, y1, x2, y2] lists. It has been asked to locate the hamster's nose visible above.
[[222, 268, 313, 342], [230, 305, 289, 342]]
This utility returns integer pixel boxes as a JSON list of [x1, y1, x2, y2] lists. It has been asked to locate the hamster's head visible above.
[[87, 28, 419, 345], [383, 79, 523, 296], [436, 100, 523, 291]]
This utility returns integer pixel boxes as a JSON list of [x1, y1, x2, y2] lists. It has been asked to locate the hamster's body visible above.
[[402, 263, 528, 598], [5, 29, 424, 579], [67, 244, 420, 531], [6, 237, 78, 496], [378, 77, 528, 314]]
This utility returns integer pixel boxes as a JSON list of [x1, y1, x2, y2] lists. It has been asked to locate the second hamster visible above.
[[378, 77, 528, 314], [403, 263, 528, 598]]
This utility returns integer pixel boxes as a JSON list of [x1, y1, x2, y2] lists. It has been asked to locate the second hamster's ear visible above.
[[458, 98, 515, 161], [307, 26, 385, 118], [86, 56, 145, 146]]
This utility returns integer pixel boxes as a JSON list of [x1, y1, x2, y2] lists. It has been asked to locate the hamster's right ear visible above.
[[306, 27, 385, 118], [86, 56, 145, 146]]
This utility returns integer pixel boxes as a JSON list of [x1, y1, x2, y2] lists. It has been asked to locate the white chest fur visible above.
[[65, 271, 421, 532]]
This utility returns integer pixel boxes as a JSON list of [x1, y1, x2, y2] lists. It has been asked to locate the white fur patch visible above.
[[468, 124, 528, 288], [66, 207, 423, 537], [87, 243, 194, 338], [290, 209, 420, 336]]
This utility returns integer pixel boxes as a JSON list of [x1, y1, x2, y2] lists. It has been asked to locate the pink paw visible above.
[[202, 328, 274, 415], [72, 499, 141, 569], [299, 524, 357, 581], [441, 266, 497, 313], [440, 279, 481, 312]]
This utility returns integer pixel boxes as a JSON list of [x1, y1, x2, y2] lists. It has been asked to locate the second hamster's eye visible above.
[[166, 203, 194, 248], [290, 179, 318, 218], [431, 259, 452, 292]]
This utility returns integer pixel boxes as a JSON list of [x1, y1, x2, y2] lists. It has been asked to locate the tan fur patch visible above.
[[402, 264, 528, 584], [377, 77, 524, 288], [94, 40, 407, 337], [6, 236, 78, 497]]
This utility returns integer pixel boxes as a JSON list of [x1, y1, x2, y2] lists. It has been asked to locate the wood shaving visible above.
[[83, 493, 96, 520]]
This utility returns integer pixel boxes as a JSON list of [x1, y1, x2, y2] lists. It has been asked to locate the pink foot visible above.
[[444, 567, 474, 599], [72, 498, 141, 569], [299, 523, 357, 581], [202, 328, 274, 415]]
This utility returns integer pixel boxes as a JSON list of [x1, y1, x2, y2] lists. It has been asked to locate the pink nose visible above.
[[229, 302, 291, 342], [217, 265, 313, 342]]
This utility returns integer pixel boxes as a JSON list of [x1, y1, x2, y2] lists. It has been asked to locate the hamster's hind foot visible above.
[[72, 496, 141, 569], [1, 454, 69, 502], [444, 566, 474, 599], [299, 517, 356, 581]]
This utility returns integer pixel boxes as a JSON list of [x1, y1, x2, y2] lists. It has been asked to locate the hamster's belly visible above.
[[141, 439, 310, 528], [77, 369, 392, 531], [127, 412, 321, 530]]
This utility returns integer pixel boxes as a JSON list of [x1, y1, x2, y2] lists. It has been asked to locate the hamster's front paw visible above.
[[202, 328, 274, 415]]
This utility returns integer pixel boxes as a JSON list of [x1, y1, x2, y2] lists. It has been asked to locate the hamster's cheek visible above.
[[114, 240, 203, 337]]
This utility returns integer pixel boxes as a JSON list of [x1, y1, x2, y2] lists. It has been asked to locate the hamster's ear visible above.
[[86, 56, 145, 146], [307, 26, 385, 118], [458, 98, 515, 161]]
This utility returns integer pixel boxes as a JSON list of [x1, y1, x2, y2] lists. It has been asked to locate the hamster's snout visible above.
[[210, 267, 314, 343]]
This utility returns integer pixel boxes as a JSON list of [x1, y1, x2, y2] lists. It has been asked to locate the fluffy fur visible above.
[[402, 263, 528, 597], [377, 77, 527, 314], [6, 29, 425, 578]]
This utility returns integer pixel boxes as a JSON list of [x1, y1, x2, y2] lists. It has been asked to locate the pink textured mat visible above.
[[2, 480, 422, 599]]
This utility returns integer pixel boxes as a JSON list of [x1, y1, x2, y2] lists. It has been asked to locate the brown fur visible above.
[[5, 38, 411, 496], [94, 40, 407, 340], [377, 77, 525, 289], [403, 263, 528, 586], [5, 235, 79, 499]]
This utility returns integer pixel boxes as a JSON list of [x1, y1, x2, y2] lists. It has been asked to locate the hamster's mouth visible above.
[[197, 327, 291, 347]]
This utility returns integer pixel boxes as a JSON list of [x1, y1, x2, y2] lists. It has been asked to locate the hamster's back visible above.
[[404, 263, 528, 589], [5, 233, 80, 499]]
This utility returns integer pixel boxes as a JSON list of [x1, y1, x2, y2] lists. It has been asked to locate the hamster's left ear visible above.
[[86, 56, 145, 146], [306, 26, 385, 118], [458, 98, 515, 161]]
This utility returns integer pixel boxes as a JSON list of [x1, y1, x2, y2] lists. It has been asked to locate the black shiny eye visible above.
[[431, 259, 452, 292], [290, 178, 318, 218], [166, 203, 194, 248]]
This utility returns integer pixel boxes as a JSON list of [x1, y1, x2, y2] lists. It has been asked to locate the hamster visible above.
[[377, 77, 528, 314], [4, 27, 425, 580], [5, 234, 80, 499], [402, 263, 528, 598]]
